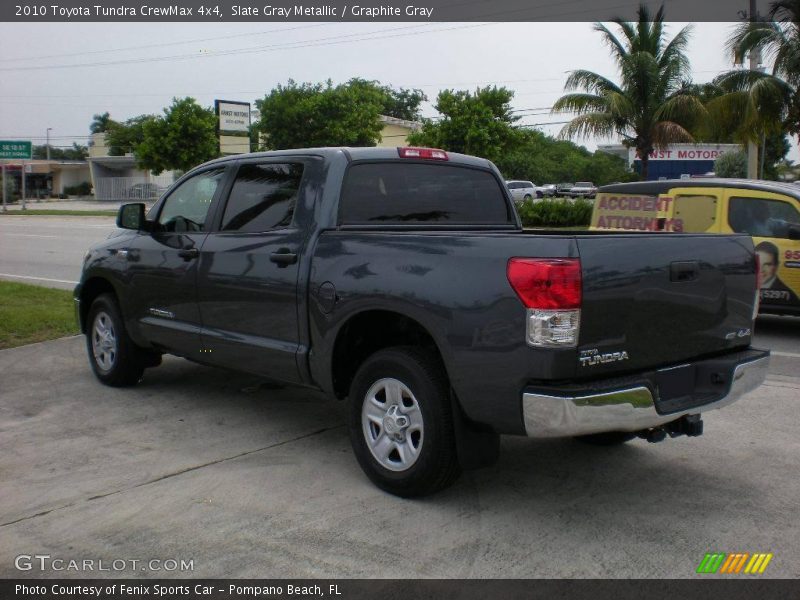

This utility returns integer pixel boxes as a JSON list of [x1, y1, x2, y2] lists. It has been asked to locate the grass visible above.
[[0, 209, 116, 216], [0, 281, 79, 349]]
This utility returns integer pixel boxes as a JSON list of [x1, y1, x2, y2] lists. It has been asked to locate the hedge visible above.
[[516, 198, 593, 228]]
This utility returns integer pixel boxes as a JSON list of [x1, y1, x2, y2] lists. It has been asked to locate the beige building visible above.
[[377, 115, 422, 147]]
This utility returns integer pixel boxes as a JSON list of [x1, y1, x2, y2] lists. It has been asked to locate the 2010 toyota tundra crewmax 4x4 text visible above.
[[74, 147, 770, 497]]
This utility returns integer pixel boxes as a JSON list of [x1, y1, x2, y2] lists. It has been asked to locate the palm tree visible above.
[[552, 4, 705, 180], [713, 0, 799, 143]]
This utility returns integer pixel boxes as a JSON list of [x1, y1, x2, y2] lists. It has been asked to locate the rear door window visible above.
[[221, 163, 305, 232], [340, 162, 511, 225]]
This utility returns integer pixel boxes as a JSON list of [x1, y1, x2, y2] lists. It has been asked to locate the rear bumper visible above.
[[522, 349, 769, 437]]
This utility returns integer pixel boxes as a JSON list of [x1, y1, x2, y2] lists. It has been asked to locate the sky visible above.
[[0, 21, 798, 163]]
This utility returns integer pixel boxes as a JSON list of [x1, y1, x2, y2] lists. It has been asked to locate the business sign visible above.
[[0, 140, 32, 159], [629, 144, 740, 162], [216, 100, 250, 134]]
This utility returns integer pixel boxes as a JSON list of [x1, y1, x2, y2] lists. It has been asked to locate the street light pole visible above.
[[46, 127, 53, 199]]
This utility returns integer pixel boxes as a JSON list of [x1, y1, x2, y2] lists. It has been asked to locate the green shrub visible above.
[[63, 181, 92, 196], [516, 198, 593, 228]]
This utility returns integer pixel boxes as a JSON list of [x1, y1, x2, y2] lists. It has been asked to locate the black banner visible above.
[[1, 0, 756, 23], [3, 580, 800, 600]]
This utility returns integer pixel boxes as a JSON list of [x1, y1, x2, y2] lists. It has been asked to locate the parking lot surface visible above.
[[2, 329, 799, 579]]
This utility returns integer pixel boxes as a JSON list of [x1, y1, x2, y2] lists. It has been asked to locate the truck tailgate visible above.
[[575, 233, 757, 377]]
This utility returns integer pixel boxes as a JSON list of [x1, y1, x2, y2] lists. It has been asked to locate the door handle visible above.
[[178, 247, 199, 261], [270, 248, 298, 267]]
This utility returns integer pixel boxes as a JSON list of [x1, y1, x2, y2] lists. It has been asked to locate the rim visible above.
[[91, 311, 117, 372], [361, 377, 424, 472]]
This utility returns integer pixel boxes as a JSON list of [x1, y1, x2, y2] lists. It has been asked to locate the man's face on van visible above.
[[757, 249, 777, 287]]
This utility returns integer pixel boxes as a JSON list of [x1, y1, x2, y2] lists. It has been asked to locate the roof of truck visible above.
[[201, 146, 494, 170], [599, 178, 800, 201]]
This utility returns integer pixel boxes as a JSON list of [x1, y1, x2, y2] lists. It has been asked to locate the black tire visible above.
[[574, 431, 637, 446], [536, 191, 543, 199], [348, 346, 461, 497], [524, 194, 533, 201], [85, 293, 154, 387]]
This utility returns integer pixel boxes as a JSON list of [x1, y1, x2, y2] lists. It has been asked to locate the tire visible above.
[[85, 293, 154, 387], [536, 191, 543, 199], [524, 194, 533, 201], [574, 431, 637, 446], [348, 346, 461, 497]]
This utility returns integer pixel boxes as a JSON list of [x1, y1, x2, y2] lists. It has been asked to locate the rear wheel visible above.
[[574, 431, 636, 446], [85, 293, 157, 387], [348, 347, 461, 497], [524, 193, 533, 201]]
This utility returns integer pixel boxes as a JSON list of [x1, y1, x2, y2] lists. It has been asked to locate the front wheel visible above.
[[85, 293, 155, 387], [348, 347, 461, 497], [523, 194, 533, 201]]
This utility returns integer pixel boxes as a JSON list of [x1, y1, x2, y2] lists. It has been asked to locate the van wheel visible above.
[[348, 347, 461, 497], [574, 431, 636, 446], [86, 293, 154, 387]]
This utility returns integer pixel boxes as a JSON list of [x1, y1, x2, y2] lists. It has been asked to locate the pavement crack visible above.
[[0, 425, 342, 528]]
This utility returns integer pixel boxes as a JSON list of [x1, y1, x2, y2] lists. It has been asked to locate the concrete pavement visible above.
[[1, 335, 798, 579]]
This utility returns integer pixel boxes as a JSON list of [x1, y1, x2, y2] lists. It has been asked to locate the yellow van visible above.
[[591, 179, 800, 316]]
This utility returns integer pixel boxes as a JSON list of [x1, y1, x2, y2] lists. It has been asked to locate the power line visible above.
[[0, 23, 339, 64]]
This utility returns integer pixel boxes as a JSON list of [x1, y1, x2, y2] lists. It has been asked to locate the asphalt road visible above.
[[0, 215, 116, 289], [1, 215, 799, 579]]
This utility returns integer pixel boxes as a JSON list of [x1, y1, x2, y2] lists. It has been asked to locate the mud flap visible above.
[[451, 392, 500, 470]]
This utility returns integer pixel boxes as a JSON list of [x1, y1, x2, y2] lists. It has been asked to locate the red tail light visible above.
[[507, 258, 582, 309], [397, 147, 449, 161]]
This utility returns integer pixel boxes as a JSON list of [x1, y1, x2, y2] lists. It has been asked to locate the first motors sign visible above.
[[0, 140, 32, 159], [629, 143, 740, 163]]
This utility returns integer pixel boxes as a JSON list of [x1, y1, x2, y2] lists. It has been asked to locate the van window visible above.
[[728, 197, 800, 239], [674, 194, 718, 232]]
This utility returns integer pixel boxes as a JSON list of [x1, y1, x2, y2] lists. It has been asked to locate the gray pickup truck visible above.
[[75, 147, 769, 496]]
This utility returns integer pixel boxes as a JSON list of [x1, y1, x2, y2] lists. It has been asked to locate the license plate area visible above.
[[655, 364, 697, 413]]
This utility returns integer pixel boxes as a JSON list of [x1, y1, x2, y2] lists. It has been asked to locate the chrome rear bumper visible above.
[[522, 352, 770, 438]]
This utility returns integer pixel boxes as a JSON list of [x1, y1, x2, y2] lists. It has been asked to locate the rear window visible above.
[[339, 162, 512, 225]]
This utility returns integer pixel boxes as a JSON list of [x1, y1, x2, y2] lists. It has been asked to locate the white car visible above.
[[506, 180, 538, 202]]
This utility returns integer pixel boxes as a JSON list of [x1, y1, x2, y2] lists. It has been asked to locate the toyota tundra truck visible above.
[[74, 147, 770, 497]]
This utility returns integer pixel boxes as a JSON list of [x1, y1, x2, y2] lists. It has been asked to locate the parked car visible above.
[[75, 147, 769, 497], [126, 182, 162, 200], [506, 180, 537, 202], [539, 184, 557, 197], [591, 178, 800, 316], [555, 183, 575, 197], [568, 182, 598, 199]]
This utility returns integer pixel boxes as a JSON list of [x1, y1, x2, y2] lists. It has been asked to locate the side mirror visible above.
[[117, 203, 146, 230], [788, 224, 800, 241]]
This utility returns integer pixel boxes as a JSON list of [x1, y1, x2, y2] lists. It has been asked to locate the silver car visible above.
[[506, 180, 537, 202]]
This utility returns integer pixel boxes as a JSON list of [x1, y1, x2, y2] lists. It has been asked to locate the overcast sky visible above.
[[1, 21, 798, 163]]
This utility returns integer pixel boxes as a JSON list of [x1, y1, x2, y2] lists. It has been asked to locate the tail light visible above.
[[753, 252, 761, 321], [507, 258, 582, 347], [397, 147, 448, 160]]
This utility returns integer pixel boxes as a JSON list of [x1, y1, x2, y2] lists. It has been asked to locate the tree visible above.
[[33, 143, 88, 160], [105, 114, 157, 156], [255, 79, 386, 149], [379, 85, 427, 121], [715, 150, 747, 177], [712, 0, 799, 153], [407, 86, 520, 163], [90, 112, 115, 134], [135, 98, 218, 174], [552, 4, 705, 180]]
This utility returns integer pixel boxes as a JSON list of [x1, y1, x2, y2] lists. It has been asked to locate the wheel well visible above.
[[331, 310, 445, 399], [79, 278, 116, 332]]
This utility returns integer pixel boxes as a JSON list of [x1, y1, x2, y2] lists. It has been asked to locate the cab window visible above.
[[221, 163, 305, 232], [728, 196, 800, 239], [157, 169, 225, 232]]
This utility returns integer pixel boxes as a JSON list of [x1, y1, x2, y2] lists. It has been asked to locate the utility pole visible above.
[[747, 0, 761, 179], [46, 127, 52, 198], [46, 127, 52, 160]]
